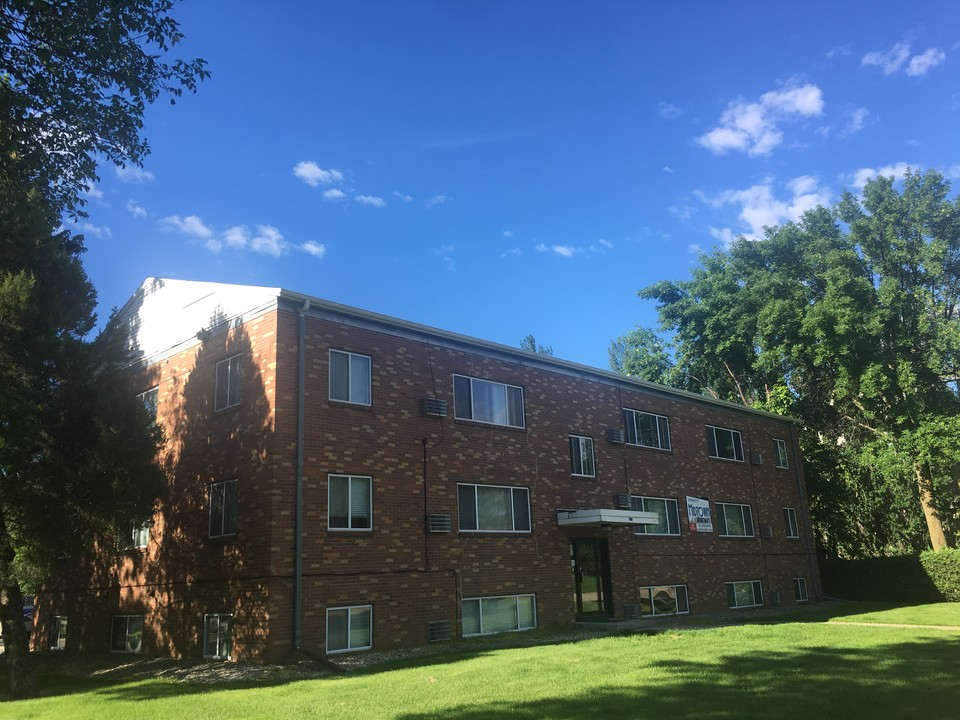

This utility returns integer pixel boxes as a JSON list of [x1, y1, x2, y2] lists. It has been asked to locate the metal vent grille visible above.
[[427, 620, 453, 642], [750, 451, 763, 465], [428, 513, 452, 533], [761, 525, 774, 539], [615, 493, 631, 510], [607, 428, 624, 444], [423, 397, 448, 417]]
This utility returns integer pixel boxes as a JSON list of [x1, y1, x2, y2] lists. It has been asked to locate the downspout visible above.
[[294, 299, 310, 650]]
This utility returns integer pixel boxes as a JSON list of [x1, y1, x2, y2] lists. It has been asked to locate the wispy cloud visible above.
[[657, 101, 683, 120], [707, 227, 736, 249], [862, 42, 945, 76], [356, 194, 386, 208], [116, 165, 155, 183], [160, 214, 213, 238], [301, 241, 326, 258], [426, 194, 449, 208], [83, 184, 104, 199], [323, 188, 347, 201], [663, 166, 674, 173], [293, 161, 345, 187], [669, 204, 696, 221], [844, 107, 870, 135], [826, 44, 851, 59], [536, 243, 579, 258], [436, 244, 456, 271], [704, 176, 830, 239], [503, 230, 513, 238], [851, 162, 912, 190], [393, 191, 414, 203], [126, 200, 147, 218], [75, 221, 111, 239], [163, 215, 325, 260], [907, 48, 946, 76], [698, 82, 824, 157], [500, 247, 522, 259]]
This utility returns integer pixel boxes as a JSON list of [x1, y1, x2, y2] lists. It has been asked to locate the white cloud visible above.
[[826, 44, 851, 59], [503, 230, 513, 238], [698, 83, 823, 156], [844, 107, 870, 135], [707, 227, 735, 248], [205, 237, 222, 253], [356, 194, 386, 208], [536, 243, 579, 257], [657, 101, 683, 120], [427, 194, 449, 208], [83, 184, 103, 199], [851, 163, 912, 190], [76, 221, 111, 239], [669, 204, 696, 221], [301, 241, 326, 258], [223, 225, 249, 249], [907, 48, 946, 76], [436, 244, 455, 272], [323, 188, 347, 201], [293, 161, 344, 187], [501, 248, 522, 259], [126, 200, 147, 218], [688, 243, 703, 254], [598, 238, 613, 249], [249, 225, 285, 257], [707, 176, 830, 239], [947, 165, 960, 179], [115, 165, 155, 183], [160, 214, 213, 238], [663, 166, 674, 173], [393, 191, 414, 203]]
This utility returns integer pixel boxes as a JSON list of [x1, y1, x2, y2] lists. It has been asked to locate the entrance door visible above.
[[572, 538, 612, 619]]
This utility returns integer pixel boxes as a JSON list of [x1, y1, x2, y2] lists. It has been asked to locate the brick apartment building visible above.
[[34, 277, 820, 661]]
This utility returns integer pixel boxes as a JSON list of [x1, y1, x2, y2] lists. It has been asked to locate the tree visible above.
[[608, 327, 684, 387], [520, 334, 554, 356], [639, 170, 960, 556], [1, 0, 209, 217]]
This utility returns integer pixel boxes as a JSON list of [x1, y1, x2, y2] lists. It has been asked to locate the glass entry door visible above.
[[572, 538, 612, 619]]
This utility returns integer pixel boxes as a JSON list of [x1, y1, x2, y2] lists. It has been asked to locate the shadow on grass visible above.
[[396, 635, 960, 720]]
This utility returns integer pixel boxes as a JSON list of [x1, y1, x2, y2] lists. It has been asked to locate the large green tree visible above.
[[640, 170, 960, 557]]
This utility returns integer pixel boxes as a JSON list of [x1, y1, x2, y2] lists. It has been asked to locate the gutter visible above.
[[294, 298, 310, 650]]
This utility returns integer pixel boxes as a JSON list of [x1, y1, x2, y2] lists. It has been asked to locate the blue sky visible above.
[[77, 0, 959, 370]]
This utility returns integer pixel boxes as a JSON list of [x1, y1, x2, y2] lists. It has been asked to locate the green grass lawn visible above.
[[3, 603, 959, 719]]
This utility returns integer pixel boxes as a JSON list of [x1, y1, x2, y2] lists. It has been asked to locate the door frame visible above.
[[571, 538, 613, 620]]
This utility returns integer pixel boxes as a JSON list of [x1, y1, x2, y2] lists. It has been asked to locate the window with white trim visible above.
[[774, 438, 789, 468], [793, 577, 809, 602], [457, 483, 531, 532], [631, 496, 680, 536], [215, 355, 242, 411], [110, 615, 144, 653], [328, 475, 372, 530], [453, 375, 524, 428], [569, 435, 595, 477], [50, 615, 67, 650], [329, 350, 371, 405], [203, 613, 232, 659], [726, 580, 763, 608], [209, 479, 238, 538], [462, 594, 536, 636], [130, 520, 150, 549], [137, 386, 159, 424], [623, 409, 671, 450], [639, 585, 689, 617], [706, 425, 744, 462], [326, 605, 372, 653], [783, 507, 799, 538], [717, 502, 754, 537]]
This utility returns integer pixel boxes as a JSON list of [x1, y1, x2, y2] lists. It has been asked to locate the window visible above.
[[329, 350, 371, 405], [631, 496, 680, 536], [726, 581, 763, 608], [569, 435, 595, 477], [328, 475, 372, 530], [453, 375, 524, 428], [462, 594, 536, 636], [623, 409, 671, 450], [110, 615, 144, 653], [639, 585, 689, 617], [137, 386, 159, 423], [130, 520, 150, 549], [793, 577, 809, 602], [774, 438, 789, 469], [50, 615, 67, 650], [209, 479, 238, 538], [326, 605, 372, 653], [717, 502, 754, 537], [215, 355, 242, 411], [458, 483, 531, 532], [203, 614, 232, 659], [706, 425, 744, 462], [783, 507, 799, 538]]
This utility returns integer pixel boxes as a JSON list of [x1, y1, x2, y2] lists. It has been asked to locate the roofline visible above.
[[277, 288, 795, 424]]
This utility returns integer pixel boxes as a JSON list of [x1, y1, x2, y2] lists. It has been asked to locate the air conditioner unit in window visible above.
[[427, 513, 452, 533], [423, 397, 448, 417], [615, 493, 631, 510], [750, 451, 763, 465], [427, 620, 453, 642], [607, 428, 624, 444], [761, 525, 774, 539]]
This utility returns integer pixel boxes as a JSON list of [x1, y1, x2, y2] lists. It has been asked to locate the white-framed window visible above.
[[203, 613, 233, 659], [110, 615, 144, 653], [631, 496, 681, 536], [706, 425, 744, 462], [50, 615, 67, 650], [326, 605, 372, 653], [569, 435, 595, 477], [638, 585, 689, 617], [209, 479, 238, 538], [453, 375, 524, 428], [793, 577, 809, 603], [623, 409, 671, 450], [137, 386, 159, 423], [130, 520, 150, 549], [462, 594, 536, 636], [328, 475, 372, 530], [215, 354, 242, 411], [726, 580, 763, 608], [329, 350, 372, 405], [774, 438, 789, 468], [457, 483, 531, 533], [783, 507, 799, 538], [717, 502, 754, 537]]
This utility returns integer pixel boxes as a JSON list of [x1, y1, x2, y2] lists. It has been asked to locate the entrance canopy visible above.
[[556, 508, 659, 527]]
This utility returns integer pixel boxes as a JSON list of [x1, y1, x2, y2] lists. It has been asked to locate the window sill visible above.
[[708, 456, 745, 463], [453, 418, 526, 432], [718, 534, 756, 539], [625, 444, 673, 454]]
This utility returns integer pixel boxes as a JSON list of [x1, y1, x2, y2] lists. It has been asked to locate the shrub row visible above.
[[820, 549, 960, 602]]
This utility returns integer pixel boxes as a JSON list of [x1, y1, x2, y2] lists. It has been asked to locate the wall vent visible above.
[[769, 591, 780, 607], [750, 451, 763, 465], [423, 397, 448, 417], [615, 493, 632, 510], [427, 620, 453, 642], [427, 513, 452, 533], [607, 428, 624, 444], [761, 525, 774, 539]]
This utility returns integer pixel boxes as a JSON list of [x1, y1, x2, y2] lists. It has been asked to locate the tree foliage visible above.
[[0, 0, 209, 217], [608, 326, 686, 387], [520, 334, 554, 356], [639, 170, 960, 557]]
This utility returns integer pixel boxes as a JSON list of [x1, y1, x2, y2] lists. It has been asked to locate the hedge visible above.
[[820, 549, 960, 603]]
